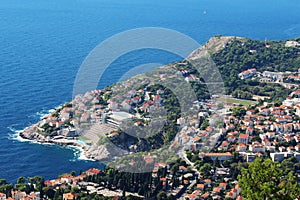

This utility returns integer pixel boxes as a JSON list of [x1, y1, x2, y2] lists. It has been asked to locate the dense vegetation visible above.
[[211, 38, 300, 101], [238, 158, 300, 200], [0, 158, 190, 200]]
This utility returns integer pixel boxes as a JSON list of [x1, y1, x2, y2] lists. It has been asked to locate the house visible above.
[[287, 146, 295, 153], [183, 179, 189, 185], [219, 182, 227, 190], [260, 108, 270, 116], [86, 168, 101, 176], [63, 193, 76, 200], [213, 187, 221, 194], [178, 165, 187, 172], [11, 190, 26, 200], [203, 152, 233, 161], [276, 117, 287, 123], [236, 196, 243, 200], [242, 119, 253, 127], [156, 89, 164, 95], [0, 193, 6, 200], [266, 132, 275, 139], [262, 71, 283, 80], [246, 127, 254, 135], [201, 193, 210, 199], [238, 68, 257, 80], [236, 143, 247, 152], [80, 112, 90, 123], [226, 191, 237, 199], [219, 141, 230, 150], [228, 135, 236, 143], [28, 192, 40, 200], [44, 180, 58, 188], [197, 184, 205, 190], [227, 123, 235, 131], [185, 74, 199, 82], [227, 115, 238, 124], [249, 142, 265, 153], [60, 112, 70, 122], [60, 174, 73, 184], [185, 193, 197, 200], [262, 139, 271, 147], [267, 146, 276, 152], [283, 124, 293, 133], [279, 146, 286, 152], [238, 134, 249, 144], [270, 123, 284, 133], [204, 179, 212, 186]]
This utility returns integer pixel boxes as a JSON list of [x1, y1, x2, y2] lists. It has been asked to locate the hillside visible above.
[[20, 36, 300, 162], [14, 35, 300, 200]]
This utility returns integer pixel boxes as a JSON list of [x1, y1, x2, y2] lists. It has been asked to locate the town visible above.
[[16, 37, 300, 199]]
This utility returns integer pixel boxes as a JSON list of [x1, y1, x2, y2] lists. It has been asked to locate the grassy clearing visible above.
[[217, 97, 258, 106]]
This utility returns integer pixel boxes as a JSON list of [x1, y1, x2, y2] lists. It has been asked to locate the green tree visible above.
[[17, 176, 26, 184], [157, 191, 167, 200], [232, 106, 246, 118], [238, 158, 300, 200], [0, 179, 6, 185], [199, 163, 211, 177]]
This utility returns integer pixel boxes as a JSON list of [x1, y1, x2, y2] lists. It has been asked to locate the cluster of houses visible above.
[[27, 59, 300, 199], [178, 101, 300, 199], [238, 67, 287, 83], [185, 181, 242, 200], [0, 168, 128, 200], [220, 102, 300, 163], [238, 66, 300, 89], [157, 89, 300, 199], [0, 191, 40, 200], [37, 76, 167, 139]]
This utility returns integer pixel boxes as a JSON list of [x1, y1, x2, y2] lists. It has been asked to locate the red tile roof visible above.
[[86, 168, 101, 174]]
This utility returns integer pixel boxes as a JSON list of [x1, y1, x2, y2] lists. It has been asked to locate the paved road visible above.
[[176, 148, 202, 198]]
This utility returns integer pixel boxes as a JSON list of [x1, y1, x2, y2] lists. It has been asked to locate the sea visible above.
[[0, 0, 300, 183]]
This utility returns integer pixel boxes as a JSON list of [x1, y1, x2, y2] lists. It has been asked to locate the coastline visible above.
[[11, 124, 95, 162], [17, 123, 123, 162]]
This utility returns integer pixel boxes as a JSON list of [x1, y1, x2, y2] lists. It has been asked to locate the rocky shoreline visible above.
[[19, 125, 126, 162]]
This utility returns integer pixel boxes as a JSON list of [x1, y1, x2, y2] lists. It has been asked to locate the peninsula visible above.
[[14, 35, 300, 199]]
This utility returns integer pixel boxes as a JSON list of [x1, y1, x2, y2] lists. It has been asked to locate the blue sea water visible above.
[[0, 0, 300, 182]]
